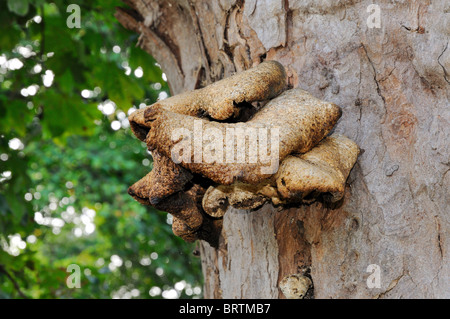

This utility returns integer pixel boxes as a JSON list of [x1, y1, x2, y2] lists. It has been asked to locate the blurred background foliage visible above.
[[0, 0, 203, 298]]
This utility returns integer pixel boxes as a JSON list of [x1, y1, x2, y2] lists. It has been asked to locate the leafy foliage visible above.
[[0, 0, 202, 298]]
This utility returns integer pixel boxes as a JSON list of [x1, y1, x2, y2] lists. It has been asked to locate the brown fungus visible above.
[[126, 61, 287, 242], [279, 274, 312, 299], [127, 60, 359, 246], [275, 134, 360, 203], [128, 180, 204, 232], [143, 88, 342, 185], [201, 134, 360, 216], [128, 60, 286, 141], [128, 153, 203, 231], [152, 186, 204, 232], [202, 182, 272, 218], [171, 187, 224, 247], [128, 151, 192, 205], [147, 60, 286, 120]]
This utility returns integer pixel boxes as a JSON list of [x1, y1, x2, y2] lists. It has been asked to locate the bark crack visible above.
[[284, 0, 291, 47], [223, 6, 237, 64], [437, 42, 450, 84], [186, 0, 211, 86], [375, 270, 406, 299], [434, 216, 444, 259], [361, 44, 386, 106]]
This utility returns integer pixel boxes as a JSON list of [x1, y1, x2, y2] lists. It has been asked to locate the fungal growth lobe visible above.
[[128, 61, 359, 246]]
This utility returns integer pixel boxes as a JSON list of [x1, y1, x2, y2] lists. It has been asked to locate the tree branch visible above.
[[0, 264, 29, 299]]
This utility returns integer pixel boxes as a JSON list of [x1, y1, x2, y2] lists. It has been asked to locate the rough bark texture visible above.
[[116, 0, 449, 298]]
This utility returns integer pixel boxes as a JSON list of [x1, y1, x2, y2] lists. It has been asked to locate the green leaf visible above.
[[30, 0, 46, 7], [7, 0, 29, 16], [0, 25, 23, 51], [129, 46, 163, 83], [0, 100, 33, 136], [60, 69, 75, 95]]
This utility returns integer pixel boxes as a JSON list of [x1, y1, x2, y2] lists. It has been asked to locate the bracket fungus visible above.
[[201, 134, 360, 218], [279, 274, 312, 299], [127, 61, 359, 246], [143, 88, 342, 185], [129, 60, 286, 140]]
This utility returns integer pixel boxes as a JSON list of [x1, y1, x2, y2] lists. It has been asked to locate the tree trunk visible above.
[[116, 0, 449, 298]]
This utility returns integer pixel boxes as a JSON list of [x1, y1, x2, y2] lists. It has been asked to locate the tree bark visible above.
[[116, 0, 449, 298]]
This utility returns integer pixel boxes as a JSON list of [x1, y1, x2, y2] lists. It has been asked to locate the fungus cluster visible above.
[[127, 61, 359, 247]]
